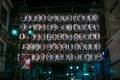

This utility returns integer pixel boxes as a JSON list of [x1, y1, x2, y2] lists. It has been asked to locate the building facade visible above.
[[0, 0, 13, 73], [105, 0, 120, 79]]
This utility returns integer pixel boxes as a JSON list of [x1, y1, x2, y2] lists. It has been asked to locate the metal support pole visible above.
[[19, 41, 23, 80]]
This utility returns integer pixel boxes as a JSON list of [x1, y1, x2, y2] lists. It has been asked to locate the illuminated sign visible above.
[[17, 53, 31, 69], [19, 13, 102, 62]]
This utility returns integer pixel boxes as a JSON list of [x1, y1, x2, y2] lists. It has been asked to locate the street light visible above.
[[71, 73, 74, 76], [11, 29, 18, 36], [48, 70, 52, 74], [27, 29, 33, 36], [76, 66, 79, 70], [70, 66, 73, 70], [66, 73, 69, 76]]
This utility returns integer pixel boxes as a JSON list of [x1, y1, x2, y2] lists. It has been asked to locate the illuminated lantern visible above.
[[79, 43, 85, 50], [41, 24, 46, 31], [58, 43, 62, 51], [39, 43, 45, 51], [25, 14, 32, 22], [39, 53, 45, 61], [66, 24, 72, 31], [84, 43, 89, 50], [54, 43, 59, 51], [47, 33, 52, 41], [79, 33, 85, 41], [91, 53, 96, 61], [22, 43, 26, 51], [57, 34, 62, 41], [84, 53, 92, 61], [31, 15, 36, 22], [77, 15, 82, 22], [81, 24, 88, 31], [29, 43, 34, 51], [73, 43, 79, 51], [32, 33, 36, 41], [36, 34, 41, 41], [35, 53, 40, 61], [61, 24, 65, 31], [58, 53, 64, 61], [52, 43, 56, 51], [60, 15, 64, 22], [62, 33, 67, 41], [36, 15, 42, 22], [23, 15, 28, 22], [35, 15, 39, 22], [47, 24, 52, 31], [73, 33, 79, 41], [81, 15, 85, 21], [67, 34, 72, 41], [84, 33, 90, 40], [20, 23, 27, 31], [22, 43, 30, 51], [46, 52, 53, 61], [51, 53, 55, 61], [94, 33, 101, 40], [86, 14, 92, 22], [93, 43, 101, 50], [88, 44, 93, 50], [34, 43, 40, 51], [68, 15, 72, 22], [88, 24, 92, 31], [67, 44, 73, 51], [80, 53, 85, 61], [62, 43, 67, 51], [73, 53, 80, 61], [47, 14, 53, 22], [91, 24, 96, 31], [52, 24, 58, 31], [53, 34, 58, 41], [41, 15, 47, 22], [92, 14, 99, 21], [96, 53, 102, 61], [63, 15, 68, 22], [54, 53, 59, 61], [94, 24, 100, 31], [32, 23, 37, 31], [90, 33, 95, 40], [73, 14, 78, 22], [36, 24, 42, 31], [73, 24, 80, 31], [66, 53, 73, 61], [32, 54, 35, 61], [54, 15, 59, 22], [46, 43, 52, 51], [41, 34, 46, 41]]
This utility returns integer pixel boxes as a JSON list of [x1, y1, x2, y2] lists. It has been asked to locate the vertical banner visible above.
[[17, 53, 31, 69]]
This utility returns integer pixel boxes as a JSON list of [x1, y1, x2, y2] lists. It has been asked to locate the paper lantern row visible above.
[[19, 33, 101, 41], [18, 52, 102, 62], [20, 23, 100, 31], [21, 43, 101, 51], [21, 14, 99, 22]]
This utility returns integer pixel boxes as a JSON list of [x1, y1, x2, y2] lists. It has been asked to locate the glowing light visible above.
[[76, 66, 79, 69], [70, 66, 73, 70]]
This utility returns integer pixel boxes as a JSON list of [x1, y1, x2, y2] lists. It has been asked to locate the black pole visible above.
[[19, 40, 23, 80]]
